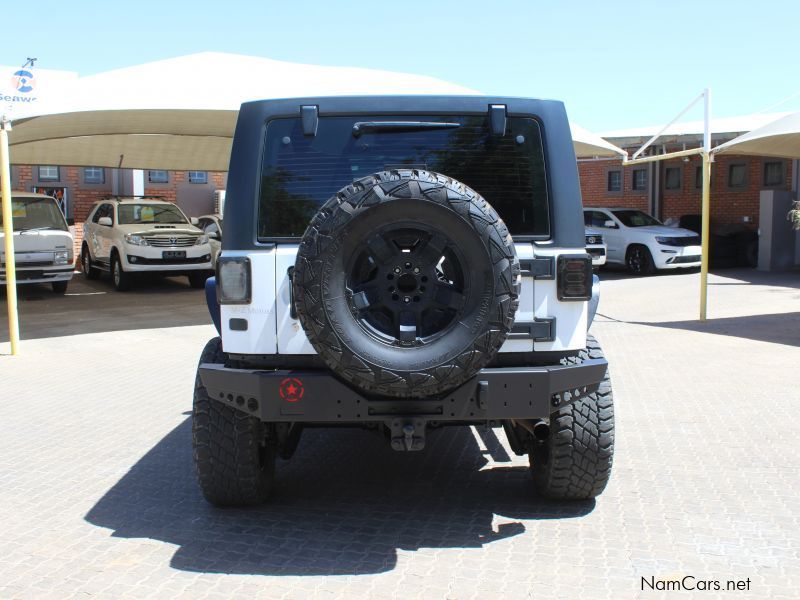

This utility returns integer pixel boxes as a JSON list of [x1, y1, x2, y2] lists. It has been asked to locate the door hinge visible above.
[[519, 256, 554, 279], [509, 317, 555, 342]]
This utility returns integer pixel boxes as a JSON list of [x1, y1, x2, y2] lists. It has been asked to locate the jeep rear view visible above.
[[194, 96, 614, 506]]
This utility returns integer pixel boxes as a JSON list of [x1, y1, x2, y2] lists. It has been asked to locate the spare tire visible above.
[[293, 170, 520, 398]]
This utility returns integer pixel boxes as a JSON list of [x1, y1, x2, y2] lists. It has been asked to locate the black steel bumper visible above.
[[199, 358, 607, 426]]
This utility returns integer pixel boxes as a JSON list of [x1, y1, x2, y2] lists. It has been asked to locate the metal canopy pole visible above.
[[1, 116, 20, 355], [621, 89, 712, 322], [699, 88, 712, 321]]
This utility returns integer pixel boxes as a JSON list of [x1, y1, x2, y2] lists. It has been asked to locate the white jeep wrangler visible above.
[[194, 96, 614, 506]]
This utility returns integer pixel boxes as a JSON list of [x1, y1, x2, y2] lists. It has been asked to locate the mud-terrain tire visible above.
[[192, 337, 276, 507], [530, 334, 614, 499], [293, 169, 520, 398]]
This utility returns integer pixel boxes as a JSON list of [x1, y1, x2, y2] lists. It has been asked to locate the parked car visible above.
[[583, 207, 701, 275], [585, 227, 607, 268], [197, 214, 223, 266], [81, 197, 212, 291], [677, 214, 758, 268], [194, 96, 614, 507], [0, 192, 74, 293]]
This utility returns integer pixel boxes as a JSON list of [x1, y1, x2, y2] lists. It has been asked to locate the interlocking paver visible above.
[[0, 268, 798, 599]]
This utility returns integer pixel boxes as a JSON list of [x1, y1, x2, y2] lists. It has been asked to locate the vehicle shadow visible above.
[[0, 272, 212, 342], [598, 310, 800, 348], [85, 419, 594, 576]]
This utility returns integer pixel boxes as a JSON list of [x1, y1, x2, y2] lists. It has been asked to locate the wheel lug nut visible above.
[[404, 296, 411, 303], [413, 267, 420, 274], [394, 267, 401, 274]]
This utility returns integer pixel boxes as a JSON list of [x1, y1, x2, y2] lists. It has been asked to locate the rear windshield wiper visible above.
[[352, 121, 460, 137]]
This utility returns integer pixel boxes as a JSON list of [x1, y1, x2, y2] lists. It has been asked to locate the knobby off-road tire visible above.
[[192, 337, 276, 507], [530, 334, 614, 499], [293, 169, 520, 398]]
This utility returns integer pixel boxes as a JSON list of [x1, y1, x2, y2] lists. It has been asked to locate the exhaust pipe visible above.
[[532, 420, 550, 441], [514, 419, 551, 441]]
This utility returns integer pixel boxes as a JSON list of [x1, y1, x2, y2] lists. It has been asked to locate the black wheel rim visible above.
[[628, 248, 645, 273], [345, 226, 468, 347]]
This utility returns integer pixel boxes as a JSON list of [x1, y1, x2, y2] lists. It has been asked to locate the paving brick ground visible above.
[[0, 268, 798, 599]]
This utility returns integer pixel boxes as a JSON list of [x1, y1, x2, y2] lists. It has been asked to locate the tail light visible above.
[[217, 256, 251, 304], [557, 255, 592, 301]]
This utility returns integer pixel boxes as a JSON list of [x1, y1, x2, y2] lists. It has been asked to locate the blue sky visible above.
[[3, 0, 798, 131]]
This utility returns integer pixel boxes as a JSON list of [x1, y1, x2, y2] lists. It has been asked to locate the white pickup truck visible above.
[[0, 192, 75, 294]]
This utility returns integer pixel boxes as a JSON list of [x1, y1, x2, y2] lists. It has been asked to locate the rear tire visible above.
[[111, 253, 131, 291], [625, 244, 655, 275], [530, 334, 614, 500], [82, 246, 99, 280], [52, 280, 69, 294], [192, 337, 276, 507]]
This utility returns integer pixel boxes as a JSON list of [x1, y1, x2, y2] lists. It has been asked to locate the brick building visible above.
[[578, 114, 797, 232], [10, 165, 227, 256]]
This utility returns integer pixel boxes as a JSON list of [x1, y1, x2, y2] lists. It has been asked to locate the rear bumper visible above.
[[198, 358, 608, 425]]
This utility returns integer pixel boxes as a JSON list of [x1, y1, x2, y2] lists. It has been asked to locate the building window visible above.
[[38, 166, 60, 181], [763, 161, 784, 187], [188, 171, 208, 184], [632, 169, 647, 191], [148, 170, 169, 183], [607, 170, 622, 192], [664, 167, 682, 190], [84, 167, 105, 184], [728, 163, 747, 188]]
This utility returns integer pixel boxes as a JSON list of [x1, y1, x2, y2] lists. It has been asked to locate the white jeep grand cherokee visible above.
[[81, 197, 212, 291]]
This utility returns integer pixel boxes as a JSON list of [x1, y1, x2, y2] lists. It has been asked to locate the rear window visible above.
[[258, 115, 549, 239]]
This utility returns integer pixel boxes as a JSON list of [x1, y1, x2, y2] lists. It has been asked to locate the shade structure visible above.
[[8, 52, 625, 170], [713, 111, 800, 159], [570, 122, 627, 159]]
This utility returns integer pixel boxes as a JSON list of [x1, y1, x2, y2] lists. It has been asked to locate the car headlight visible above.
[[585, 235, 602, 245], [54, 250, 70, 265], [655, 236, 680, 246], [124, 234, 148, 246], [195, 234, 209, 245]]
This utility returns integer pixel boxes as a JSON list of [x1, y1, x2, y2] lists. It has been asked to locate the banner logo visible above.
[[11, 69, 35, 93]]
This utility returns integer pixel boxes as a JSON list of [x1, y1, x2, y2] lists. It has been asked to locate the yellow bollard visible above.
[[1, 117, 20, 355]]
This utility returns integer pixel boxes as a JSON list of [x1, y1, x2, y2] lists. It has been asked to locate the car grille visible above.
[[587, 248, 606, 257], [142, 235, 198, 247], [672, 255, 701, 264], [668, 236, 701, 247]]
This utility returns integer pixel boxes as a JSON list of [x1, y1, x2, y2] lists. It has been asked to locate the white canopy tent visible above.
[[2, 52, 625, 354], [712, 111, 800, 158], [8, 52, 624, 168]]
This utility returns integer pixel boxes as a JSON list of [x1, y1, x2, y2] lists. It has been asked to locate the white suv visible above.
[[583, 208, 701, 275], [81, 198, 212, 291]]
